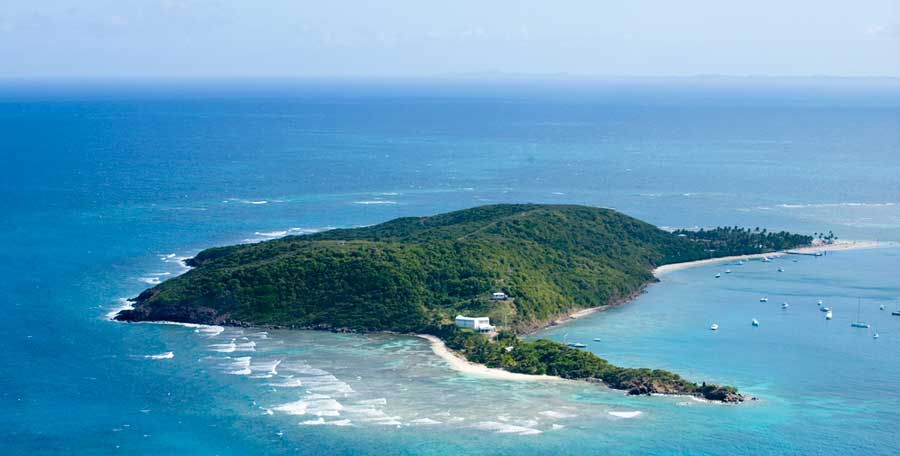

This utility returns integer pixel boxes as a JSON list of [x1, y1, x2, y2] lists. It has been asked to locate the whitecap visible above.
[[760, 202, 899, 210], [353, 200, 398, 205], [251, 359, 281, 375], [267, 378, 303, 388], [226, 357, 253, 375], [539, 410, 576, 419], [301, 418, 352, 426], [138, 277, 162, 285], [196, 326, 225, 337], [608, 411, 642, 419], [472, 421, 542, 435], [144, 352, 174, 360], [208, 339, 237, 353], [255, 230, 289, 237], [411, 418, 441, 425], [234, 341, 256, 352], [105, 298, 134, 320], [307, 383, 354, 394], [274, 394, 344, 417]]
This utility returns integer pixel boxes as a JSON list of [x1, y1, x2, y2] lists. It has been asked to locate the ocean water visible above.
[[2, 79, 899, 454]]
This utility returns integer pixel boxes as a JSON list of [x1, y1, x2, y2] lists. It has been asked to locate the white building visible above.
[[490, 292, 508, 301], [455, 315, 495, 333]]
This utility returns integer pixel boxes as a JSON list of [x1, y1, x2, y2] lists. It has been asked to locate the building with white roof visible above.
[[454, 315, 495, 333]]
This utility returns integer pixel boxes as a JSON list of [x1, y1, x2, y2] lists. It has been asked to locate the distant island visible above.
[[117, 204, 814, 402]]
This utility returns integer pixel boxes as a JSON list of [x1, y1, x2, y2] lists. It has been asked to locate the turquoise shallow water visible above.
[[1, 80, 899, 454]]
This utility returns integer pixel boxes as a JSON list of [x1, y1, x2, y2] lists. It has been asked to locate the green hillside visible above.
[[117, 204, 812, 402]]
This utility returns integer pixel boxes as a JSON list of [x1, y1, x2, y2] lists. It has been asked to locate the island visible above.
[[117, 204, 814, 403]]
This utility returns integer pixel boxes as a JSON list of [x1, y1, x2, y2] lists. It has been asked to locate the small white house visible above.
[[455, 315, 495, 333], [490, 292, 508, 301]]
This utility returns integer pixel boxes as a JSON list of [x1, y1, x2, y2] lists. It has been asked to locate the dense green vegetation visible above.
[[118, 204, 812, 402], [673, 226, 813, 256], [433, 325, 740, 401]]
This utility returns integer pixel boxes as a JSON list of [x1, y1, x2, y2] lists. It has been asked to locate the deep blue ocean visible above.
[[2, 79, 899, 454]]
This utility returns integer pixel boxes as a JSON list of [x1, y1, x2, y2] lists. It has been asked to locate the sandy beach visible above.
[[653, 240, 883, 276], [416, 334, 564, 382]]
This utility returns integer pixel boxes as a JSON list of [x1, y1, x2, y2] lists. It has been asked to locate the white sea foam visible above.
[[267, 378, 304, 388], [244, 227, 331, 243], [539, 410, 576, 419], [144, 352, 174, 360], [195, 326, 225, 337], [209, 339, 237, 353], [608, 411, 643, 419], [551, 424, 565, 430], [301, 418, 352, 426], [255, 230, 289, 237], [355, 398, 387, 406], [251, 359, 281, 375], [763, 202, 899, 210], [353, 200, 398, 205], [307, 383, 354, 394], [105, 298, 134, 320], [472, 421, 542, 435], [226, 357, 253, 375], [411, 418, 441, 425], [274, 394, 344, 417], [138, 277, 162, 285]]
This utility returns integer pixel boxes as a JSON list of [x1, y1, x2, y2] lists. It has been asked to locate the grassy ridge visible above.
[[118, 204, 812, 402]]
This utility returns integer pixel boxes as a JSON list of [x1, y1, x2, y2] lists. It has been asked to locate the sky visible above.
[[0, 0, 898, 79]]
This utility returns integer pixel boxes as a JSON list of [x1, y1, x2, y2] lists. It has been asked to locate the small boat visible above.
[[820, 306, 831, 312], [894, 310, 900, 317], [778, 267, 785, 272], [737, 260, 745, 265], [710, 324, 719, 331], [851, 298, 870, 329], [817, 300, 823, 306], [725, 269, 732, 274], [592, 338, 602, 342], [751, 319, 760, 327], [762, 257, 772, 263], [873, 330, 879, 339], [715, 273, 721, 278], [825, 310, 833, 320], [880, 304, 885, 311], [567, 342, 587, 348], [782, 302, 790, 309], [760, 297, 768, 303]]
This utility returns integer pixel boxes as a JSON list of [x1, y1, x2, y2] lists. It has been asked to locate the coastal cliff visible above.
[[117, 204, 812, 403]]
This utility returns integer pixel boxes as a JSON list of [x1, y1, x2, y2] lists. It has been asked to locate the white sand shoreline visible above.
[[415, 334, 565, 382], [653, 240, 884, 276]]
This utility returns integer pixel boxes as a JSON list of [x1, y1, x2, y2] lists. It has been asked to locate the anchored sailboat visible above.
[[851, 298, 870, 328]]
